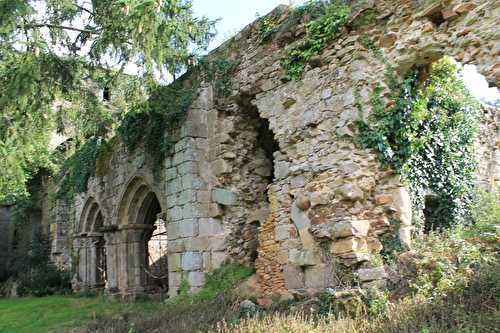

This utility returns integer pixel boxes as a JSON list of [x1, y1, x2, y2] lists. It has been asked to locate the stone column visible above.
[[86, 232, 104, 288], [103, 228, 119, 294], [120, 224, 153, 295], [74, 234, 91, 287], [72, 235, 85, 289]]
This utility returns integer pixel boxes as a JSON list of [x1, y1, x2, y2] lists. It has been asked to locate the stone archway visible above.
[[76, 197, 106, 289], [116, 177, 166, 295]]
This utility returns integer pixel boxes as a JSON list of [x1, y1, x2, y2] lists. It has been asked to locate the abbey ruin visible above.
[[2, 0, 499, 299]]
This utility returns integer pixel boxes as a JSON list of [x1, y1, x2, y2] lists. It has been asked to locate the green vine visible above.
[[258, 13, 280, 44], [355, 48, 481, 231], [56, 138, 104, 202], [118, 58, 238, 172], [118, 81, 194, 171], [200, 58, 240, 97], [281, 0, 350, 80]]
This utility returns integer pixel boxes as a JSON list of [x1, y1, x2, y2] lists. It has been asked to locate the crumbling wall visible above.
[[49, 0, 499, 298], [205, 0, 499, 295]]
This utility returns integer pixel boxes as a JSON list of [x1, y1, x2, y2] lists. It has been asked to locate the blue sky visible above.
[[192, 0, 307, 50]]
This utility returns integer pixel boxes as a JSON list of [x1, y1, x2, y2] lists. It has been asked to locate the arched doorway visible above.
[[117, 177, 167, 294], [78, 197, 107, 290]]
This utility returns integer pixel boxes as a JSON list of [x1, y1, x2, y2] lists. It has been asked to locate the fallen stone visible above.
[[240, 299, 258, 312]]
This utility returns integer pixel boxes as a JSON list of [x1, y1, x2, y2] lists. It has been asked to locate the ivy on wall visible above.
[[356, 53, 481, 231], [281, 0, 350, 80], [118, 80, 195, 170], [56, 138, 103, 202]]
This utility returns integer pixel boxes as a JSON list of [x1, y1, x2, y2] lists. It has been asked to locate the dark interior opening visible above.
[[102, 87, 110, 101], [428, 11, 445, 27], [423, 194, 444, 233], [238, 95, 280, 183]]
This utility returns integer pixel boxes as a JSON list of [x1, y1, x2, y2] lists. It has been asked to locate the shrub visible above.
[[9, 226, 71, 297]]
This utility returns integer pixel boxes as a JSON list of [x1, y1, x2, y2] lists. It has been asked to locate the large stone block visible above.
[[391, 187, 412, 226], [188, 271, 205, 287], [291, 205, 311, 230], [211, 159, 232, 176], [332, 220, 370, 239], [168, 253, 181, 272], [182, 252, 203, 271], [283, 265, 305, 289], [304, 264, 329, 289], [331, 237, 367, 254], [199, 218, 223, 236], [289, 249, 319, 267], [357, 267, 387, 282], [212, 188, 237, 206]]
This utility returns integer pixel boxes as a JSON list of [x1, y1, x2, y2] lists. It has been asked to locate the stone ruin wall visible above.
[[49, 0, 499, 298]]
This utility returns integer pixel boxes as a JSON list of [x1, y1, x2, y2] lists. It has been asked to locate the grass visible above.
[[0, 296, 160, 333]]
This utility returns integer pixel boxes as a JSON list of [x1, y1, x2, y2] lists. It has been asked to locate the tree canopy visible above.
[[0, 0, 215, 202]]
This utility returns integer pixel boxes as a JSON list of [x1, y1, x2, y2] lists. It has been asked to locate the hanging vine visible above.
[[356, 36, 481, 231]]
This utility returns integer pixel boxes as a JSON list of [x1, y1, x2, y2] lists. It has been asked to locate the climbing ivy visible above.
[[118, 80, 195, 171], [356, 53, 481, 231], [199, 58, 240, 97], [56, 138, 104, 202], [282, 0, 350, 80]]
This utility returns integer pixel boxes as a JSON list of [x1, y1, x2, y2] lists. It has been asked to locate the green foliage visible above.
[[470, 188, 500, 242], [57, 138, 104, 202], [169, 262, 254, 303], [282, 0, 350, 80], [118, 80, 194, 170], [10, 195, 35, 226], [9, 226, 71, 297], [258, 14, 279, 43], [0, 0, 215, 202], [409, 225, 496, 301], [200, 58, 240, 97], [356, 55, 481, 231], [198, 262, 255, 300]]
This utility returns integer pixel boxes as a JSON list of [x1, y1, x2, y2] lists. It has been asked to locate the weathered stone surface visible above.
[[46, 0, 499, 299], [332, 220, 370, 239], [453, 2, 476, 14], [357, 267, 387, 282], [308, 224, 332, 240], [331, 237, 367, 254], [283, 265, 305, 289], [295, 195, 311, 211], [391, 187, 412, 226], [212, 188, 237, 206], [182, 252, 203, 271], [291, 205, 311, 230], [335, 184, 364, 201], [289, 249, 319, 267]]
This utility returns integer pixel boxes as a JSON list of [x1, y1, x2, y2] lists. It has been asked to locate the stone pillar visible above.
[[103, 229, 119, 294], [87, 232, 103, 288], [120, 224, 153, 295], [73, 234, 92, 287]]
